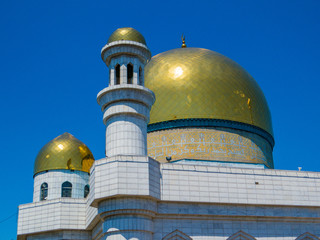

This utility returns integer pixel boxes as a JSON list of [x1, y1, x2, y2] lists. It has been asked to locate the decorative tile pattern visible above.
[[148, 127, 273, 167]]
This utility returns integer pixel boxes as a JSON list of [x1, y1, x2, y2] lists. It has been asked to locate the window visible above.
[[115, 64, 120, 84], [84, 185, 90, 198], [40, 182, 48, 201], [139, 67, 142, 85], [127, 63, 133, 84], [61, 181, 72, 198]]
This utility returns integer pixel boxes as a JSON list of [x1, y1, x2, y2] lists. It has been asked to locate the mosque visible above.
[[17, 27, 320, 240]]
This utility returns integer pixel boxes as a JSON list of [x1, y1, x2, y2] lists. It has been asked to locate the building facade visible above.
[[17, 27, 320, 240]]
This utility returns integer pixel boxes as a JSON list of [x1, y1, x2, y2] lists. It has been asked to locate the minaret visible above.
[[97, 27, 155, 157], [95, 28, 159, 240]]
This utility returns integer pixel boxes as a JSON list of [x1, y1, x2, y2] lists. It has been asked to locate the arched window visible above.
[[40, 182, 48, 201], [115, 64, 120, 85], [61, 181, 72, 198], [127, 63, 133, 84], [139, 67, 142, 85], [84, 185, 90, 198]]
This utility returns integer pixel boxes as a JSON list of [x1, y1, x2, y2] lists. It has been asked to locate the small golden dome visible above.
[[145, 48, 273, 136], [34, 133, 95, 176], [107, 27, 146, 45]]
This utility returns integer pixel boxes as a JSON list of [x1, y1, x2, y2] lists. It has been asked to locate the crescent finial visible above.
[[181, 34, 186, 48]]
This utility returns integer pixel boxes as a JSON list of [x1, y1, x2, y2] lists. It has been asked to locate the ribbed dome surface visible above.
[[145, 47, 273, 136], [107, 27, 146, 45], [34, 133, 94, 176]]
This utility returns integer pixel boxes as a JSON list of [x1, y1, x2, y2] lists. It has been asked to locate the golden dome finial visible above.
[[181, 34, 186, 48]]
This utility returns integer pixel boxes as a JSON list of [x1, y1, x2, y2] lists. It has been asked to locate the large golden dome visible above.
[[34, 133, 94, 176], [107, 27, 146, 45], [145, 47, 273, 137]]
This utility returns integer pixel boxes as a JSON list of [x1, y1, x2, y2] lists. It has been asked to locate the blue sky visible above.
[[1, 0, 320, 239]]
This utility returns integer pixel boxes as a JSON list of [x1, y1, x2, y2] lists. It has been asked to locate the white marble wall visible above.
[[18, 198, 88, 236], [160, 163, 320, 206], [86, 167, 99, 229], [93, 156, 160, 201], [26, 230, 91, 240], [19, 160, 320, 240], [90, 158, 320, 239], [33, 170, 90, 202], [153, 201, 320, 239], [153, 218, 320, 240]]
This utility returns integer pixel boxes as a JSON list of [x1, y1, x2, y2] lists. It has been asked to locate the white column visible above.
[[105, 114, 147, 156], [133, 64, 138, 85], [109, 69, 115, 86], [120, 65, 127, 84], [99, 198, 156, 240], [97, 86, 155, 158], [133, 72, 138, 84], [140, 66, 144, 86]]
